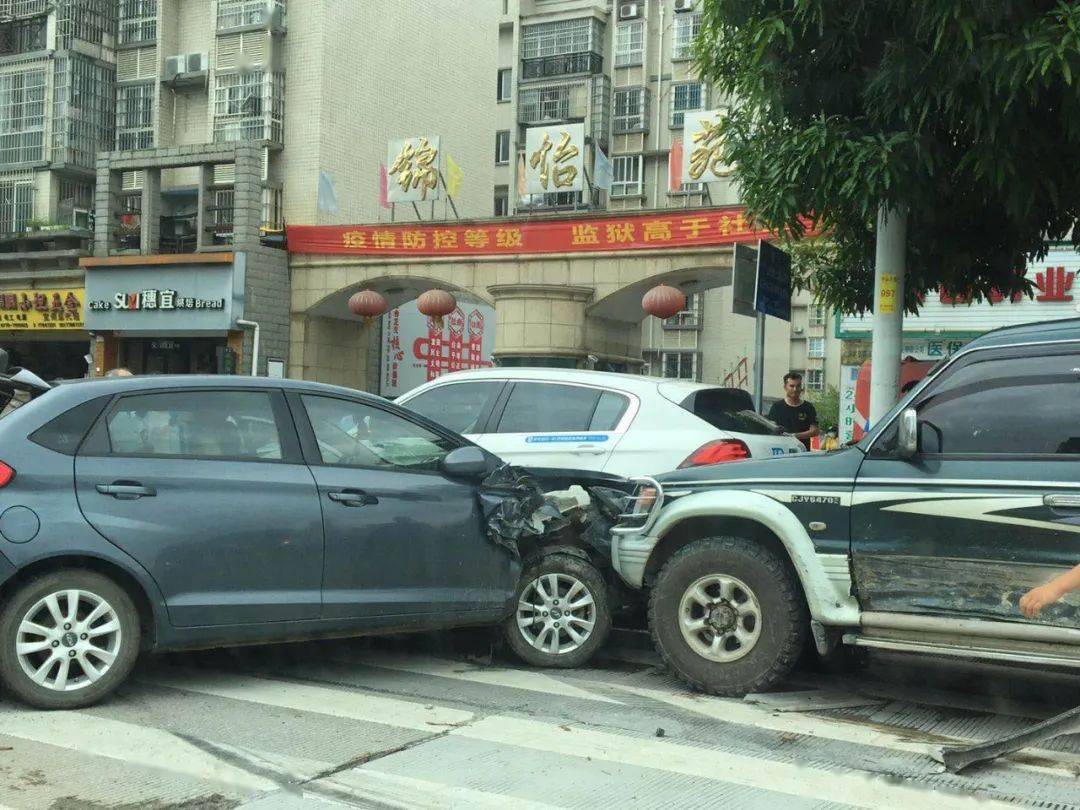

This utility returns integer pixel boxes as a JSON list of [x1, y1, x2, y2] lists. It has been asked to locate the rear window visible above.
[[681, 388, 782, 436]]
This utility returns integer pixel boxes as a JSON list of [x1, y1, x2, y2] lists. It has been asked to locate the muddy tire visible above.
[[649, 537, 807, 696], [0, 570, 140, 709], [504, 553, 611, 669]]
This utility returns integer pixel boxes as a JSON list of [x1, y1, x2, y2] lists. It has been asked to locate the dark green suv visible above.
[[613, 318, 1080, 695]]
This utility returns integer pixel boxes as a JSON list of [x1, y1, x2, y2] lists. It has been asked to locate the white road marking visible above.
[[599, 681, 1080, 778], [143, 670, 474, 731], [323, 768, 566, 810], [0, 709, 277, 793], [357, 652, 623, 704], [453, 715, 1016, 809]]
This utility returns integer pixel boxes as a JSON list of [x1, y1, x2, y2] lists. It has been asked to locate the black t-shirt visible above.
[[767, 399, 818, 448]]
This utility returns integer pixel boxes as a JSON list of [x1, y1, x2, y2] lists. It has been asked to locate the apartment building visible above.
[[0, 0, 501, 378], [494, 0, 837, 401]]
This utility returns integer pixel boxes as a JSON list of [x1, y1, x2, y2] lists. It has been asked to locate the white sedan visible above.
[[397, 368, 805, 477]]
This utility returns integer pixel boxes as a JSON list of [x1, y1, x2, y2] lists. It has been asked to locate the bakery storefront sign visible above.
[[89, 291, 226, 312], [0, 289, 85, 330], [84, 259, 244, 333]]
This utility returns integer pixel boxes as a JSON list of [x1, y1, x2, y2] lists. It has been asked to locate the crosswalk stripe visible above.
[[322, 768, 566, 810], [143, 670, 474, 731], [0, 709, 277, 793], [356, 652, 623, 704], [452, 715, 1016, 809], [598, 681, 1080, 778]]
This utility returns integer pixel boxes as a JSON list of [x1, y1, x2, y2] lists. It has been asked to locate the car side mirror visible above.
[[441, 446, 489, 478], [897, 407, 918, 459]]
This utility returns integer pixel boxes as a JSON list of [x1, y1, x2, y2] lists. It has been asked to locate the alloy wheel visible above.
[[678, 573, 762, 663], [516, 573, 596, 655]]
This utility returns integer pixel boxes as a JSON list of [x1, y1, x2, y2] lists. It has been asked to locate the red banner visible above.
[[287, 207, 773, 257]]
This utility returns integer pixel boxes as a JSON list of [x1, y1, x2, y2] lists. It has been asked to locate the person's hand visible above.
[[1019, 583, 1064, 618]]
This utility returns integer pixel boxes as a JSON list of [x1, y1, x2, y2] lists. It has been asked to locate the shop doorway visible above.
[[0, 339, 88, 381], [119, 338, 231, 375]]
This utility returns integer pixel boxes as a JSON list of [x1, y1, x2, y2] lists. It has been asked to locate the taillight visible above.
[[678, 439, 750, 468], [0, 462, 15, 488]]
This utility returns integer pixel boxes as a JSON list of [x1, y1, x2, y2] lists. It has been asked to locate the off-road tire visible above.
[[0, 570, 141, 709], [649, 537, 807, 696], [504, 553, 611, 669]]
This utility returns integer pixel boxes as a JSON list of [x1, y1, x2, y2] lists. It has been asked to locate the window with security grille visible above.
[[218, 0, 282, 31], [0, 175, 33, 235], [0, 67, 47, 165], [118, 0, 157, 44], [614, 87, 646, 133], [673, 11, 702, 60], [808, 337, 826, 358], [611, 155, 642, 197], [116, 83, 154, 150], [805, 369, 825, 391], [0, 17, 47, 55], [810, 304, 827, 326], [663, 352, 697, 380], [214, 71, 284, 143], [670, 82, 703, 128], [615, 20, 644, 67], [55, 0, 113, 49], [53, 55, 114, 170], [521, 18, 601, 59]]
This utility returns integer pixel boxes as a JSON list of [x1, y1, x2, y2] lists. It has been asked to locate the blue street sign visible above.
[[754, 240, 792, 322]]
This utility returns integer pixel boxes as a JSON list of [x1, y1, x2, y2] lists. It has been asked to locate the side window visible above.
[[105, 391, 283, 460], [403, 382, 502, 434], [30, 397, 111, 455], [496, 383, 603, 433], [302, 395, 457, 471], [915, 354, 1080, 455], [589, 390, 630, 431]]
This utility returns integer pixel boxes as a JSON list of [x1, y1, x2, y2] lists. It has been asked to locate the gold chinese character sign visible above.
[[525, 124, 584, 195], [682, 110, 734, 184], [386, 136, 442, 203]]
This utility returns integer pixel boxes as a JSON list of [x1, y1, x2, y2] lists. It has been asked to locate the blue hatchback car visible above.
[[0, 371, 622, 709]]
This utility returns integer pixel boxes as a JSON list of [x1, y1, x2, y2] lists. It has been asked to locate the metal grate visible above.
[[0, 0, 49, 18], [614, 87, 648, 133], [0, 172, 34, 235], [118, 0, 157, 45], [670, 81, 704, 128], [213, 70, 284, 144], [672, 11, 702, 60], [52, 54, 115, 169], [0, 60, 47, 165], [217, 0, 285, 32], [614, 20, 644, 67], [521, 17, 602, 59], [55, 0, 115, 50], [116, 82, 155, 151]]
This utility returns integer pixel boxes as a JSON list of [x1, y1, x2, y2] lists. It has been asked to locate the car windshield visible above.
[[680, 388, 783, 436]]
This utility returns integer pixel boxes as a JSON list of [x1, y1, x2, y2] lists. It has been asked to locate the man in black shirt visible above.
[[766, 371, 819, 450]]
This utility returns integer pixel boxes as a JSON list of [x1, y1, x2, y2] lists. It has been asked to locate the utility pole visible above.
[[869, 205, 908, 425]]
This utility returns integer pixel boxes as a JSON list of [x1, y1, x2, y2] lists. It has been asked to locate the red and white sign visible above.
[[380, 299, 496, 398], [288, 207, 772, 258]]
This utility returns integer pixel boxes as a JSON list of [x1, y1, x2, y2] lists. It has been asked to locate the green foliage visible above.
[[695, 0, 1080, 314], [808, 384, 839, 431]]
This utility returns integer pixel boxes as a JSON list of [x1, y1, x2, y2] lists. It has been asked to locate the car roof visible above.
[[47, 374, 385, 402], [403, 367, 726, 397], [965, 317, 1080, 350]]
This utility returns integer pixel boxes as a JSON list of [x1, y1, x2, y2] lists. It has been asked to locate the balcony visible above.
[[520, 51, 602, 82], [217, 0, 285, 33], [0, 0, 48, 19]]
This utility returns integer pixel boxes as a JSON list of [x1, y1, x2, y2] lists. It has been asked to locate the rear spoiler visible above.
[[0, 348, 52, 411]]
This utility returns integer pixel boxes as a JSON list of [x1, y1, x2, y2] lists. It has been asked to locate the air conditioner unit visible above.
[[184, 52, 208, 74], [619, 2, 640, 20], [163, 54, 186, 82], [674, 0, 695, 11]]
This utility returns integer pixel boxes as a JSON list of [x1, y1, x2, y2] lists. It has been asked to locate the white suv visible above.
[[397, 368, 805, 477]]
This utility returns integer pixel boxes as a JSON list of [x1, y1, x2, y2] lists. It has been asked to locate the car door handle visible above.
[[96, 482, 156, 500], [573, 444, 607, 455], [1044, 494, 1080, 509], [327, 489, 378, 507]]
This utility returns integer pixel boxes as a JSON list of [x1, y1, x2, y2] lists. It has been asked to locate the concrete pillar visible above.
[[196, 164, 214, 252], [94, 160, 121, 257], [488, 284, 593, 362], [232, 145, 263, 248], [140, 169, 161, 255]]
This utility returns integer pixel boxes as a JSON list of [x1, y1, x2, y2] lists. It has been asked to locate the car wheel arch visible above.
[[0, 555, 159, 651]]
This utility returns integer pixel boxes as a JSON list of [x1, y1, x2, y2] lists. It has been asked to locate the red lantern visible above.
[[416, 288, 457, 329], [348, 289, 388, 325], [642, 284, 687, 320]]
